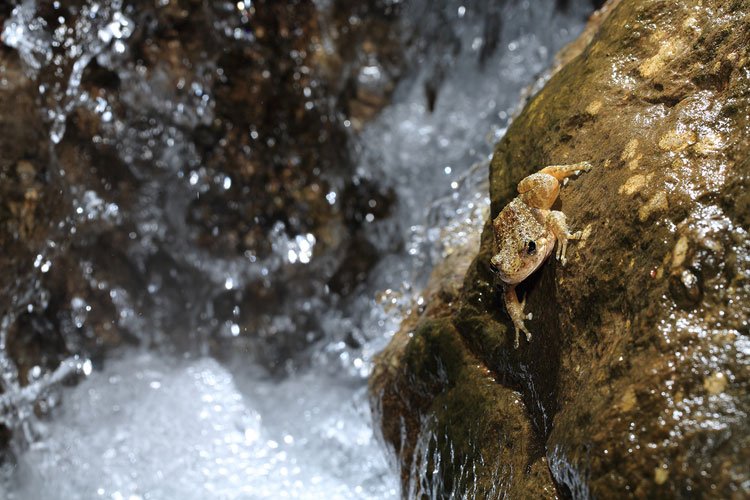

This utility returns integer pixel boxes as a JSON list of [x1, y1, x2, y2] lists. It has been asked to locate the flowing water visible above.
[[0, 0, 592, 498]]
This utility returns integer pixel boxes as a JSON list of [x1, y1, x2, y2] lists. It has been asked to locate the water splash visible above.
[[2, 0, 133, 143], [6, 353, 397, 500]]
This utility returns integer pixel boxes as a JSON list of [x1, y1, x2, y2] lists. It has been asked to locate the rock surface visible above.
[[370, 0, 750, 497]]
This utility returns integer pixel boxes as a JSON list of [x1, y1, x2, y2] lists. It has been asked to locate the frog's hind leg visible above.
[[538, 161, 592, 182], [517, 173, 560, 210], [518, 161, 592, 209]]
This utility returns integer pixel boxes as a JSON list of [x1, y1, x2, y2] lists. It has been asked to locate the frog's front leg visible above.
[[546, 211, 583, 266], [503, 286, 533, 348]]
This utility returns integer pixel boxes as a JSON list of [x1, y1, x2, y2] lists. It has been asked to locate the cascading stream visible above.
[[0, 1, 593, 497]]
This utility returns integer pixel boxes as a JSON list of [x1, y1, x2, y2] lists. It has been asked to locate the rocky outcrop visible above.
[[370, 0, 750, 497]]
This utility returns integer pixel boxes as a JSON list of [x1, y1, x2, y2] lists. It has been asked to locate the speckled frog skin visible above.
[[490, 161, 591, 348]]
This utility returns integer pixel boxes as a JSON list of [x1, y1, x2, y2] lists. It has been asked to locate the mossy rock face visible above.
[[370, 0, 750, 497]]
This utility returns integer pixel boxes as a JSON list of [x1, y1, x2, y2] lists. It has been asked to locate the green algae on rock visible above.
[[370, 0, 750, 497]]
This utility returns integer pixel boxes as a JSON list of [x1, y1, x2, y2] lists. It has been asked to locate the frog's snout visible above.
[[489, 259, 500, 275]]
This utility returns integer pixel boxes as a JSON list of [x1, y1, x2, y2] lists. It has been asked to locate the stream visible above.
[[0, 0, 593, 498]]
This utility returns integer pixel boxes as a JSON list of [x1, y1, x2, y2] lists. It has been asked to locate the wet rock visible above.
[[0, 45, 70, 383], [370, 216, 562, 498], [371, 0, 750, 497]]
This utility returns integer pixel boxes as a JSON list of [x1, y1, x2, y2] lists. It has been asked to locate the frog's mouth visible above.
[[490, 236, 554, 285], [489, 254, 521, 285], [489, 259, 504, 280], [513, 250, 550, 282]]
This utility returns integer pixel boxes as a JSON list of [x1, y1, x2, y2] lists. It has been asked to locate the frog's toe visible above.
[[556, 239, 569, 264], [520, 322, 533, 344], [513, 322, 533, 348]]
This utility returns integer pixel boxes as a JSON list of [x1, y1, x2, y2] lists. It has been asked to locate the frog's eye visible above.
[[489, 261, 499, 274], [526, 240, 537, 255]]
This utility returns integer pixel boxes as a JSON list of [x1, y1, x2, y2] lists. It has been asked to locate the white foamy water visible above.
[[7, 353, 396, 500]]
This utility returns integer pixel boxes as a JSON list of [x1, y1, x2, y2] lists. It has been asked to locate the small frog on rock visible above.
[[490, 161, 591, 348]]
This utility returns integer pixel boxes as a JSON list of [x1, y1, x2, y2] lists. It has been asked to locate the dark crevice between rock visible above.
[[452, 258, 574, 494], [642, 93, 685, 108], [453, 309, 575, 500], [442, 322, 552, 493], [453, 222, 582, 496]]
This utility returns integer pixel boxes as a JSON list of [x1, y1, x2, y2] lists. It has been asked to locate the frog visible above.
[[489, 161, 592, 348]]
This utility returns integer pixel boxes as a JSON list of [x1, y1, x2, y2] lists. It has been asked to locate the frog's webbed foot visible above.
[[504, 286, 533, 348], [547, 211, 583, 266], [539, 161, 592, 181], [513, 318, 533, 349]]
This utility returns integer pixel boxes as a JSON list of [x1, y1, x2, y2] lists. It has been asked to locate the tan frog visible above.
[[489, 161, 591, 348]]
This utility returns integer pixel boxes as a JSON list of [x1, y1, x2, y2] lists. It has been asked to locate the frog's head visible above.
[[490, 235, 553, 285]]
